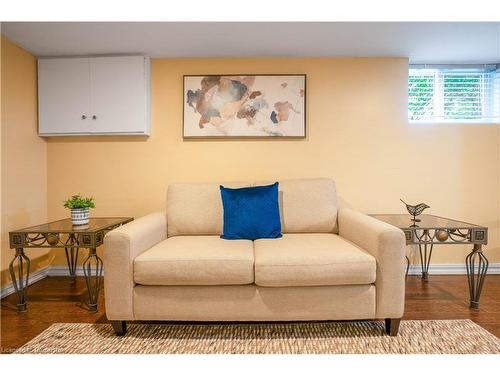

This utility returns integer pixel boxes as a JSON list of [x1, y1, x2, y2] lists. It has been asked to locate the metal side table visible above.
[[371, 214, 488, 309], [8, 217, 133, 313]]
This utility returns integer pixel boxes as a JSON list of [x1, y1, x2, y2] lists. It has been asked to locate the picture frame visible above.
[[183, 74, 306, 139]]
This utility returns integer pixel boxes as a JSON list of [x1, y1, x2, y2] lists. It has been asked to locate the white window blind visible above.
[[409, 65, 500, 123]]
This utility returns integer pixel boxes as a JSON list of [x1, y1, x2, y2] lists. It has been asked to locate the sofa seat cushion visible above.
[[254, 233, 376, 287], [134, 236, 254, 286]]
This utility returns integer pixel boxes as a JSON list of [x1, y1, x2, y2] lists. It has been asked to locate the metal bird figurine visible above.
[[400, 199, 430, 223]]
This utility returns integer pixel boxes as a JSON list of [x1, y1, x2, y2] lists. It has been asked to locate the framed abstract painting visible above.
[[183, 74, 306, 138]]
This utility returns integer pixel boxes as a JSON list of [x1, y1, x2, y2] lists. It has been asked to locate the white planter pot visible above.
[[71, 208, 90, 225]]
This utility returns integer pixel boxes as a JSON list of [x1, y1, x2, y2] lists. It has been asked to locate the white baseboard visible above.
[[407, 263, 500, 275], [2, 263, 499, 299], [47, 265, 104, 277]]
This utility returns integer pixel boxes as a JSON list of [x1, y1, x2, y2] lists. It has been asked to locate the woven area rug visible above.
[[15, 319, 500, 354]]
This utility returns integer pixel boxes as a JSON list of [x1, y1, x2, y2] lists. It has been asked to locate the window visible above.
[[408, 65, 500, 123]]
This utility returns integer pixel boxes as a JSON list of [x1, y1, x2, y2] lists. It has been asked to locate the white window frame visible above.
[[409, 64, 500, 124]]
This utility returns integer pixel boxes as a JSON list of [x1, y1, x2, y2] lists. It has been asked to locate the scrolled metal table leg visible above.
[[9, 248, 30, 312], [64, 246, 79, 284], [466, 244, 489, 309], [418, 242, 433, 281], [83, 248, 103, 313], [405, 255, 410, 279]]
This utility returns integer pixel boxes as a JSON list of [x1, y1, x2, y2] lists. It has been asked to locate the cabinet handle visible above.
[[92, 115, 97, 120], [81, 115, 87, 120]]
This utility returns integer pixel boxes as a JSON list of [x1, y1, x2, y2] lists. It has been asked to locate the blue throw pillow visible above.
[[220, 182, 282, 240]]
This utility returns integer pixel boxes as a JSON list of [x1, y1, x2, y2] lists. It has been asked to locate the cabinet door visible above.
[[89, 56, 149, 134], [38, 58, 90, 135]]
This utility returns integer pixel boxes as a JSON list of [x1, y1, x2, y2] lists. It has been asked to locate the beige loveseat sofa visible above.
[[104, 178, 406, 336]]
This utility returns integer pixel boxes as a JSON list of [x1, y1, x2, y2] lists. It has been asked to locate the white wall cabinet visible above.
[[38, 56, 150, 136]]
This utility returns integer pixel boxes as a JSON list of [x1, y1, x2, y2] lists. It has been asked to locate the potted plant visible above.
[[64, 194, 95, 225]]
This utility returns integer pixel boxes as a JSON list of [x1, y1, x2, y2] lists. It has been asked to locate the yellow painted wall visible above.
[[0, 37, 51, 287], [46, 57, 499, 266]]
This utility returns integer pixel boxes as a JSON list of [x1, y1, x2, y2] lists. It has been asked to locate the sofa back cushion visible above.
[[167, 178, 338, 236], [167, 182, 250, 237], [268, 178, 338, 234]]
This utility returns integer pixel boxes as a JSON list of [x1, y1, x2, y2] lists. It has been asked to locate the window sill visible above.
[[409, 120, 500, 125]]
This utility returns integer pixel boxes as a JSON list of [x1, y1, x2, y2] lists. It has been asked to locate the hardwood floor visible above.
[[1, 274, 499, 352]]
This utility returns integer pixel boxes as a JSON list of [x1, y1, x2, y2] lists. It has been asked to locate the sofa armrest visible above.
[[338, 208, 406, 319], [104, 211, 167, 320]]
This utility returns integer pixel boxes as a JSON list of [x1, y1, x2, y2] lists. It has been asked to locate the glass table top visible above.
[[370, 214, 485, 230], [11, 217, 133, 233]]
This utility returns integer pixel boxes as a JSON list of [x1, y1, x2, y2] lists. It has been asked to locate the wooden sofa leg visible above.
[[385, 318, 401, 336], [111, 320, 127, 336]]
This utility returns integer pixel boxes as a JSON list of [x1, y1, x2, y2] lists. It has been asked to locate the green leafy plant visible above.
[[63, 194, 95, 210]]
